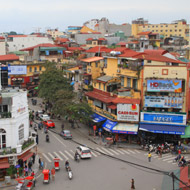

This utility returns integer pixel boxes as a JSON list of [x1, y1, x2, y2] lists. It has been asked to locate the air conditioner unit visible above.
[[9, 156, 14, 161], [117, 69, 120, 73]]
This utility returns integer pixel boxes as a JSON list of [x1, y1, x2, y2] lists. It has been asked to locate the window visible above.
[[29, 67, 32, 72], [170, 30, 172, 32], [166, 25, 168, 27], [147, 60, 152, 63], [156, 25, 158, 28], [95, 62, 98, 68], [19, 124, 24, 140], [34, 67, 37, 72], [104, 58, 107, 68], [127, 78, 131, 87], [39, 66, 42, 71], [160, 30, 163, 32], [0, 129, 6, 149], [175, 30, 177, 32], [103, 84, 106, 91], [133, 79, 138, 89], [165, 30, 168, 32], [179, 29, 182, 32], [99, 83, 101, 89], [121, 77, 124, 87], [161, 25, 163, 27], [152, 30, 154, 32]]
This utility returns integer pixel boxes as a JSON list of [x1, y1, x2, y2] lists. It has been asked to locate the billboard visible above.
[[147, 79, 182, 92], [8, 65, 27, 75], [141, 112, 186, 126], [117, 104, 139, 121], [144, 96, 183, 108]]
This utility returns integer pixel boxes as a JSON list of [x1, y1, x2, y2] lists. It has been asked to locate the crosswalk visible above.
[[144, 152, 189, 165], [41, 147, 140, 163]]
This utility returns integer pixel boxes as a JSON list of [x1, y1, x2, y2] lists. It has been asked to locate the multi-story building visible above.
[[84, 19, 99, 30], [132, 18, 189, 41], [0, 87, 36, 179], [0, 36, 6, 55], [86, 38, 107, 48], [46, 29, 65, 39]]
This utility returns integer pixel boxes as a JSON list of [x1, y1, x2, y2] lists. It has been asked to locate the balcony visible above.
[[0, 112, 11, 119]]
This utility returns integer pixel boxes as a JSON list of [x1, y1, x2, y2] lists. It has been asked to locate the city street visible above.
[[28, 98, 180, 190]]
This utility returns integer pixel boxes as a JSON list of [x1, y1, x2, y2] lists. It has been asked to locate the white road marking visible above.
[[100, 147, 114, 156], [158, 155, 172, 159], [107, 149, 120, 155], [135, 150, 140, 153], [48, 152, 55, 160], [49, 131, 66, 147], [96, 148, 106, 154], [54, 152, 63, 161], [59, 151, 69, 160], [127, 149, 136, 154], [162, 157, 176, 161], [91, 151, 97, 157], [64, 150, 73, 159], [42, 153, 52, 163], [115, 149, 125, 155], [121, 149, 130, 155], [70, 150, 75, 154]]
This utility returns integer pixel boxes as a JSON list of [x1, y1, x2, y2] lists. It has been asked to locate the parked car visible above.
[[43, 120, 55, 128], [60, 130, 72, 139], [76, 146, 92, 159], [39, 114, 50, 121]]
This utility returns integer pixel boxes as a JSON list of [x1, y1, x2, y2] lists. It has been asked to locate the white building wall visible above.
[[0, 90, 29, 148], [0, 42, 6, 55], [7, 36, 54, 52]]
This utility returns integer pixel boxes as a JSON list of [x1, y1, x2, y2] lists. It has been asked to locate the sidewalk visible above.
[[0, 154, 40, 189]]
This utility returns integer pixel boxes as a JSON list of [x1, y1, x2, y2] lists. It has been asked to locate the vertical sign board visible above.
[[117, 104, 139, 121]]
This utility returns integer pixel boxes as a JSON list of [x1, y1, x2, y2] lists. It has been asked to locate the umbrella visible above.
[[106, 137, 113, 141], [15, 178, 25, 181], [25, 176, 34, 180], [34, 86, 38, 90], [70, 81, 75, 86]]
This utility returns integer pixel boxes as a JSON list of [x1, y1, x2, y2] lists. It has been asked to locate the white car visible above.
[[39, 114, 50, 121], [76, 146, 92, 159]]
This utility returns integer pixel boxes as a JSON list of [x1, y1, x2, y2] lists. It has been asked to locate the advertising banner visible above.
[[144, 96, 183, 108], [141, 112, 186, 125], [117, 104, 139, 121], [8, 65, 27, 75], [147, 79, 182, 92]]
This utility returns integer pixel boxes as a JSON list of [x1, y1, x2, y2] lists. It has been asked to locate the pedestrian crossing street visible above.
[[144, 152, 189, 165], [41, 147, 141, 163]]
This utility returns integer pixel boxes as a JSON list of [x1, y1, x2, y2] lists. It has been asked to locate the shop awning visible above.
[[18, 152, 33, 162], [181, 125, 190, 138], [107, 105, 117, 110], [92, 113, 107, 123], [102, 119, 117, 132], [112, 123, 138, 134], [0, 162, 10, 169], [139, 123, 185, 135]]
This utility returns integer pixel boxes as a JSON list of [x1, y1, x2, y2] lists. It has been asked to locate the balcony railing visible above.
[[0, 147, 16, 155], [0, 112, 11, 119]]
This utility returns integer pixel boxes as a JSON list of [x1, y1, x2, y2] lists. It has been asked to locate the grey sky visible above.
[[0, 0, 189, 34]]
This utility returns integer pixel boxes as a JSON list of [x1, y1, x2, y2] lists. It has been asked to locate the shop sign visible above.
[[144, 96, 183, 108], [8, 65, 27, 75], [141, 112, 186, 125], [117, 104, 139, 121], [17, 107, 26, 113], [12, 78, 23, 81], [147, 79, 182, 92]]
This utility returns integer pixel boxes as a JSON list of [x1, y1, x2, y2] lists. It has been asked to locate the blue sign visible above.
[[92, 113, 106, 123], [102, 119, 117, 131], [147, 79, 182, 92], [8, 65, 27, 75], [141, 112, 186, 126]]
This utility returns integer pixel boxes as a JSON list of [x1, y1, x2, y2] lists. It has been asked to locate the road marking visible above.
[[162, 157, 176, 161], [127, 150, 136, 154], [115, 149, 125, 155], [54, 152, 63, 161], [42, 153, 52, 163], [59, 151, 69, 160], [91, 151, 97, 157], [70, 150, 75, 154], [100, 147, 114, 156], [48, 152, 55, 160], [107, 149, 120, 155], [49, 131, 66, 147], [158, 155, 172, 159], [168, 160, 175, 163], [64, 150, 73, 159], [135, 150, 140, 153], [96, 148, 106, 154], [121, 149, 130, 155]]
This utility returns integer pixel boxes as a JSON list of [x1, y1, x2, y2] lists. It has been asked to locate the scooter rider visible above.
[[75, 151, 79, 160], [65, 160, 69, 170], [46, 134, 49, 142]]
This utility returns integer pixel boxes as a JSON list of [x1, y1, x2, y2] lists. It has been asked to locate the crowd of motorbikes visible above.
[[141, 140, 189, 167]]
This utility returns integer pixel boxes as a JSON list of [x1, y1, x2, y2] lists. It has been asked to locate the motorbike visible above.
[[74, 154, 80, 162], [46, 135, 49, 142], [68, 170, 73, 180]]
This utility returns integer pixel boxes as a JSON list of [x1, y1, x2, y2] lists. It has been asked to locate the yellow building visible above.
[[132, 19, 189, 41]]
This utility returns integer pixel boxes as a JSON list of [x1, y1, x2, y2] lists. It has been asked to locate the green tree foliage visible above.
[[38, 62, 71, 102]]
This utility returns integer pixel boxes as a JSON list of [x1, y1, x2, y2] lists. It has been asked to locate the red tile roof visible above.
[[85, 89, 115, 103], [126, 41, 139, 44], [137, 31, 152, 35], [118, 49, 145, 58], [81, 57, 104, 62], [55, 38, 70, 43], [98, 38, 106, 41], [107, 105, 117, 109], [116, 42, 127, 46], [112, 47, 128, 53], [144, 49, 168, 56], [112, 97, 140, 104], [8, 35, 28, 38], [68, 47, 85, 51], [0, 54, 19, 61], [86, 46, 111, 53], [20, 43, 58, 51], [86, 38, 93, 41]]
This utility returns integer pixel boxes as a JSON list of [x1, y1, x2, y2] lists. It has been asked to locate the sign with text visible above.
[[147, 79, 182, 92], [8, 65, 27, 75], [117, 104, 139, 121], [141, 112, 186, 125], [144, 96, 183, 108]]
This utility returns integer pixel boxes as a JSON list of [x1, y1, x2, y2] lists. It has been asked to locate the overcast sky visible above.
[[0, 0, 189, 34]]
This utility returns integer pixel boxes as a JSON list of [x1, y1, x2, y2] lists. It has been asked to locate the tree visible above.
[[9, 31, 17, 35], [38, 62, 71, 102]]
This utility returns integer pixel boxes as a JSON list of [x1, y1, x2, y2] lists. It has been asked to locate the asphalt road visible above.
[[29, 97, 179, 190]]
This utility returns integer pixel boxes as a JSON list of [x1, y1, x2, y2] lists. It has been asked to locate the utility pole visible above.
[[171, 172, 175, 190]]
